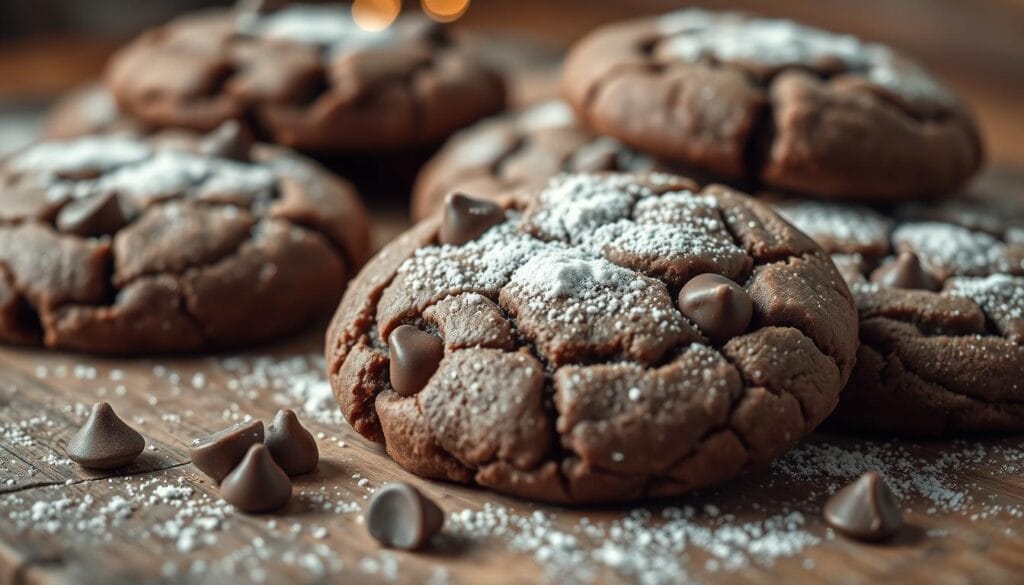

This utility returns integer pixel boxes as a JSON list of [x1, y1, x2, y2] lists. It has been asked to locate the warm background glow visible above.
[[422, 0, 471, 23], [352, 0, 401, 31]]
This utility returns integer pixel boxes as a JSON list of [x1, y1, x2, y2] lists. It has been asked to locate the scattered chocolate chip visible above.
[[366, 482, 444, 550], [265, 409, 319, 476], [190, 419, 265, 483], [220, 444, 292, 513], [198, 120, 254, 162], [677, 273, 753, 343], [439, 193, 505, 246], [823, 471, 903, 541], [55, 192, 128, 237], [869, 252, 939, 291], [65, 402, 145, 469], [388, 325, 444, 397]]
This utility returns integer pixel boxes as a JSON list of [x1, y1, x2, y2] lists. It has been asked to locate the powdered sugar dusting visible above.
[[11, 136, 277, 208], [656, 9, 952, 103], [775, 200, 893, 256], [10, 136, 150, 176], [893, 222, 1013, 278], [946, 274, 1024, 341], [529, 174, 650, 243], [510, 249, 641, 301]]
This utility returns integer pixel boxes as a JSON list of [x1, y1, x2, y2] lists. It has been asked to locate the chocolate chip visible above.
[[388, 325, 444, 397], [366, 482, 444, 550], [198, 120, 254, 162], [439, 193, 505, 246], [65, 402, 145, 469], [190, 419, 265, 483], [823, 471, 903, 541], [265, 409, 319, 476], [55, 192, 128, 237], [869, 252, 939, 291], [220, 444, 292, 513], [677, 273, 753, 343]]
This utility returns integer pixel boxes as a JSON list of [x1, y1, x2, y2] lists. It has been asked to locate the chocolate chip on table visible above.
[[439, 192, 506, 246], [265, 409, 319, 476], [65, 402, 145, 469], [869, 251, 939, 291], [198, 120, 254, 162], [55, 192, 129, 237], [823, 471, 903, 541], [220, 444, 292, 514], [677, 273, 753, 344], [190, 419, 265, 483], [366, 482, 444, 550], [388, 325, 445, 397]]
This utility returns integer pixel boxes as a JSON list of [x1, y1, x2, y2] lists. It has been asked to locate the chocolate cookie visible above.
[[327, 172, 858, 503], [412, 101, 680, 221], [43, 84, 145, 140], [105, 4, 505, 154], [563, 9, 983, 200], [775, 196, 1024, 435], [0, 124, 369, 354]]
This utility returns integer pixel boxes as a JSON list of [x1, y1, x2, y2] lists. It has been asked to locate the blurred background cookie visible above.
[[0, 123, 369, 353], [563, 9, 984, 200]]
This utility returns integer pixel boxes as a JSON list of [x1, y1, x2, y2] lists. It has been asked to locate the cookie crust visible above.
[[105, 5, 505, 153], [0, 128, 369, 354], [563, 9, 982, 200], [328, 173, 858, 503]]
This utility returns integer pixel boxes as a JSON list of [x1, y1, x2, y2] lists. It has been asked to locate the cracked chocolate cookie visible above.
[[105, 4, 505, 154], [563, 9, 983, 200], [775, 196, 1024, 435], [0, 124, 370, 354], [327, 172, 858, 503]]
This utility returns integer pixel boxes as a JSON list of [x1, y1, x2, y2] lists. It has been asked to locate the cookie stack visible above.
[[325, 9, 1022, 504]]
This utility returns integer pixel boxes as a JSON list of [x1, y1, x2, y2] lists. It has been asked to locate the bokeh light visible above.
[[352, 0, 401, 32], [421, 0, 471, 23]]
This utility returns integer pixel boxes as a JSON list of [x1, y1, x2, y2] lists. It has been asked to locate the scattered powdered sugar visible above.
[[775, 200, 893, 255], [218, 353, 341, 426], [449, 503, 818, 585], [655, 9, 952, 103], [893, 222, 1012, 278]]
